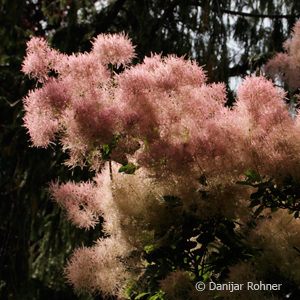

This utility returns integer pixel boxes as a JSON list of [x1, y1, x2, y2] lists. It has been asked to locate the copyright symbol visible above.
[[195, 281, 205, 291]]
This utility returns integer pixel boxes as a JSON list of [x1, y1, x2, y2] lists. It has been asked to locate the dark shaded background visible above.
[[1, 0, 300, 299]]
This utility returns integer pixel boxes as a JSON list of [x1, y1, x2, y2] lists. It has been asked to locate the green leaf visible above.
[[118, 163, 140, 174], [253, 205, 264, 217], [135, 292, 150, 299], [236, 180, 252, 186], [271, 206, 279, 213], [294, 211, 299, 218], [102, 144, 110, 154], [250, 190, 264, 199], [144, 245, 154, 254], [245, 170, 261, 182], [249, 199, 260, 208], [149, 293, 165, 300], [101, 144, 111, 160]]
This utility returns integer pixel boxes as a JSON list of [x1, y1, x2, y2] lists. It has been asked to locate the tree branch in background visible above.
[[220, 8, 300, 19]]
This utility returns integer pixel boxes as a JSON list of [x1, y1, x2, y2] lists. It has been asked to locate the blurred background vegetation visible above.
[[1, 0, 300, 299]]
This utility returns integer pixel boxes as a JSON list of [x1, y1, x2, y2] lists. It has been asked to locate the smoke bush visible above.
[[22, 31, 300, 299], [265, 21, 300, 91]]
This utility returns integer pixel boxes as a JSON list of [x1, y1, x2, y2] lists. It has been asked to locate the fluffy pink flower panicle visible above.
[[49, 181, 101, 229], [91, 32, 136, 68], [64, 237, 131, 296], [115, 54, 231, 175], [22, 37, 63, 82], [56, 53, 111, 95], [22, 79, 71, 147], [22, 33, 136, 167], [22, 29, 300, 299], [265, 20, 300, 90], [231, 76, 300, 182]]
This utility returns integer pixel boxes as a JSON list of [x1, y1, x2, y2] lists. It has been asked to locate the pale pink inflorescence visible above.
[[22, 37, 64, 82], [22, 29, 300, 298], [50, 180, 101, 229], [224, 210, 300, 300], [115, 54, 232, 176], [64, 236, 132, 296], [265, 20, 300, 90], [22, 79, 70, 147], [91, 32, 135, 68], [233, 76, 300, 181]]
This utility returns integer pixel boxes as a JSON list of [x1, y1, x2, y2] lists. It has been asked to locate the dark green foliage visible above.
[[128, 206, 256, 299], [118, 163, 140, 174], [237, 169, 300, 218], [238, 174, 300, 218]]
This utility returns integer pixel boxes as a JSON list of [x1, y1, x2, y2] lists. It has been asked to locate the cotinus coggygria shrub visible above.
[[22, 30, 300, 299]]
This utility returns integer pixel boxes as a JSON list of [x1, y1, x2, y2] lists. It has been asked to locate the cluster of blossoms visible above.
[[22, 30, 300, 299], [265, 21, 300, 91]]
